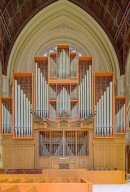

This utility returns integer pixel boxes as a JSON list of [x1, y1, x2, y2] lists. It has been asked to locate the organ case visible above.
[[0, 44, 127, 171]]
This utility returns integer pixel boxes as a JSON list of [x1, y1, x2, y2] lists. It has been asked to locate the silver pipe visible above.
[[37, 68, 40, 115], [46, 81, 48, 118], [63, 50, 65, 78], [63, 87, 64, 111], [101, 95, 104, 136], [15, 80, 17, 135], [120, 105, 123, 132], [23, 93, 26, 136], [35, 63, 38, 112], [40, 72, 43, 117], [26, 97, 29, 137], [110, 82, 112, 136], [2, 103, 4, 133], [123, 104, 126, 132], [30, 103, 32, 136], [82, 78, 84, 117], [28, 100, 31, 137], [21, 89, 24, 137], [106, 86, 110, 136], [89, 65, 92, 114], [96, 103, 99, 135], [104, 91, 107, 136], [87, 70, 89, 116], [98, 98, 101, 136], [42, 76, 45, 117], [17, 84, 21, 130], [44, 79, 46, 117], [84, 74, 87, 118], [80, 81, 82, 117]]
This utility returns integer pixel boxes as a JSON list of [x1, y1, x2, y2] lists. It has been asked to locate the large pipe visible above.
[[35, 63, 38, 113], [101, 95, 104, 136], [15, 80, 17, 135], [40, 71, 43, 117], [96, 102, 99, 135], [80, 81, 82, 117], [89, 65, 92, 114], [82, 78, 84, 118], [123, 104, 126, 132], [20, 89, 24, 137], [104, 91, 107, 136], [84, 74, 86, 118], [98, 98, 101, 136], [2, 103, 4, 133], [37, 67, 40, 116], [109, 82, 112, 136], [106, 86, 110, 136], [87, 69, 89, 116]]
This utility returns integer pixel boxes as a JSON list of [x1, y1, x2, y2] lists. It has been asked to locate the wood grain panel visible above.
[[24, 146, 34, 169], [14, 146, 24, 169], [94, 144, 104, 169], [114, 144, 125, 169], [104, 145, 114, 169], [3, 146, 13, 169]]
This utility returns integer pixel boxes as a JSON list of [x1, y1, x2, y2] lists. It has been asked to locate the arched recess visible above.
[[7, 0, 120, 82]]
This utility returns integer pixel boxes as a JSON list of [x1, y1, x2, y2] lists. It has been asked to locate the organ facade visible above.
[[0, 45, 127, 170]]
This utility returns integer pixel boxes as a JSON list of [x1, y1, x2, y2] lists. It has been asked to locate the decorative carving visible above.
[[31, 111, 58, 128], [59, 112, 69, 127], [32, 110, 96, 129]]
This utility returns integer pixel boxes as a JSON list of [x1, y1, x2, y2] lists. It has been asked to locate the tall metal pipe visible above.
[[89, 65, 92, 114], [106, 86, 110, 136], [109, 82, 112, 136]]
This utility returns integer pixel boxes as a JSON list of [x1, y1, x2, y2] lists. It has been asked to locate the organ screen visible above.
[[39, 131, 88, 156]]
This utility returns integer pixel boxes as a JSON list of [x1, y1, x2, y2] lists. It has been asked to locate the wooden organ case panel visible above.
[[94, 73, 114, 138], [13, 73, 33, 138], [0, 98, 12, 135], [115, 96, 126, 134]]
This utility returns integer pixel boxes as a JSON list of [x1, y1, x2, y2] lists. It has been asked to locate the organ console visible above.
[[0, 44, 127, 171]]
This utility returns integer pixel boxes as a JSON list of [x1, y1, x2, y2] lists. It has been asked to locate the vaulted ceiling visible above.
[[0, 0, 130, 75]]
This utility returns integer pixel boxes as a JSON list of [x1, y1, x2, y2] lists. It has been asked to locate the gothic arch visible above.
[[7, 0, 119, 82]]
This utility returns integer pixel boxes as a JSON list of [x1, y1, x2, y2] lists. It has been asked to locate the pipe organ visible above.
[[13, 73, 33, 138], [94, 73, 114, 137], [0, 98, 12, 134], [0, 44, 127, 171], [115, 97, 126, 133], [35, 57, 48, 118], [79, 57, 92, 118]]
